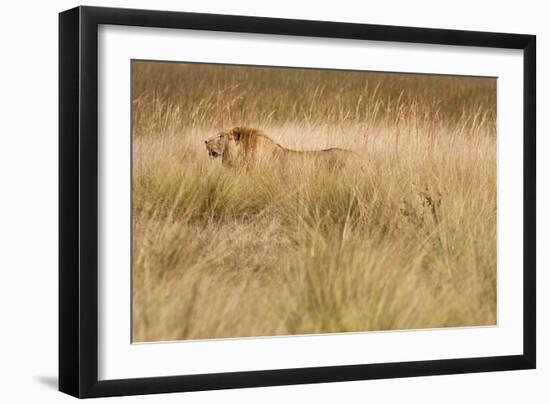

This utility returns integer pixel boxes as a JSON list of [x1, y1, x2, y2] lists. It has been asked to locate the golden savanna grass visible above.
[[132, 61, 497, 342]]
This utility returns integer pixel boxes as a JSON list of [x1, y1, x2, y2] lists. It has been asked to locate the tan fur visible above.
[[205, 126, 357, 169]]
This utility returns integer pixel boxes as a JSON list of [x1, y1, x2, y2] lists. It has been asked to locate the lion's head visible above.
[[204, 128, 245, 165], [204, 129, 241, 159], [204, 131, 228, 159]]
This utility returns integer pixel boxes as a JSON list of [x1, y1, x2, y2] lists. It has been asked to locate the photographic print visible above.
[[131, 61, 497, 343]]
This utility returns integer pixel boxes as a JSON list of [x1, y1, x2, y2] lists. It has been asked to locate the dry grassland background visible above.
[[131, 61, 497, 342]]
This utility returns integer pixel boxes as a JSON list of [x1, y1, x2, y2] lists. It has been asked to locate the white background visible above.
[[0, 0, 547, 403]]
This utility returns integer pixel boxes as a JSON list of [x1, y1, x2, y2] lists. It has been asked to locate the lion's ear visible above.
[[230, 127, 241, 143]]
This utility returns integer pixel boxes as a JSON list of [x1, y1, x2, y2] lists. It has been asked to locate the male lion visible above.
[[204, 126, 356, 169]]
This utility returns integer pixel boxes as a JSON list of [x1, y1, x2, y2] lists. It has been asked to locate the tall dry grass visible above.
[[132, 61, 496, 342]]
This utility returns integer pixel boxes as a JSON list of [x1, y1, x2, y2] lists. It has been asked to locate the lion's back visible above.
[[229, 127, 359, 169], [281, 146, 357, 166]]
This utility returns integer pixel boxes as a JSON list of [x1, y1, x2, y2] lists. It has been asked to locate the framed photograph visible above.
[[59, 6, 536, 398]]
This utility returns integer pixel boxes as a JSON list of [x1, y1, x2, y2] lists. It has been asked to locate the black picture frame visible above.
[[59, 5, 536, 398]]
